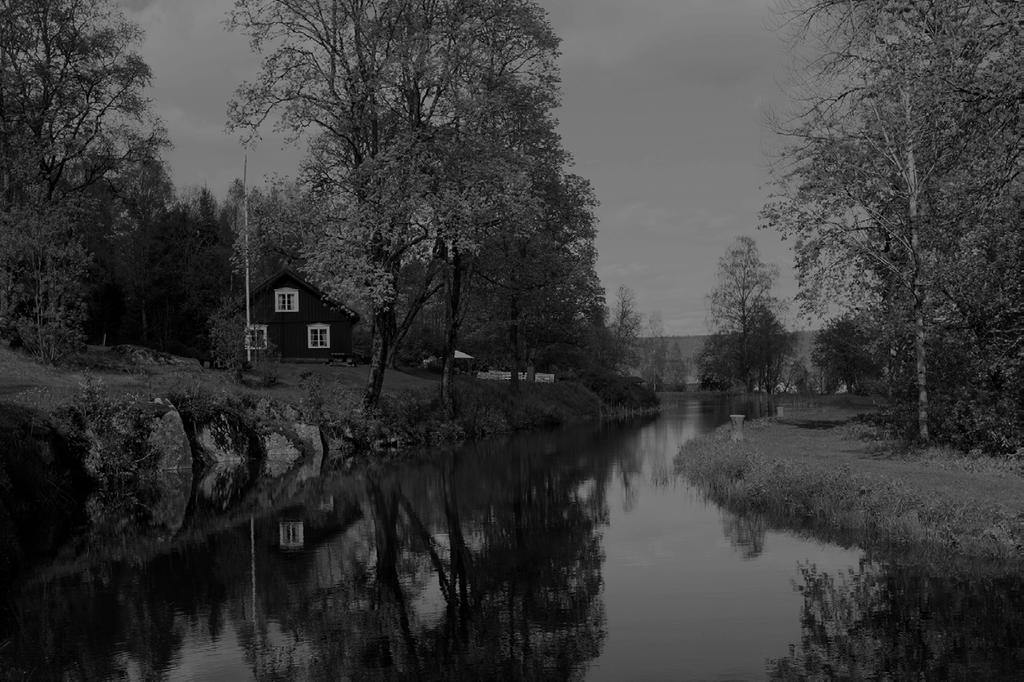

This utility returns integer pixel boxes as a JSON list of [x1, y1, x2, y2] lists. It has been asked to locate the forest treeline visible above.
[[0, 0, 655, 414]]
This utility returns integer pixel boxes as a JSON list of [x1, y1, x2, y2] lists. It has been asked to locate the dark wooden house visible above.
[[250, 268, 359, 361]]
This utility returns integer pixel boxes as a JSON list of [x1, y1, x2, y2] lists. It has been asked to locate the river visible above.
[[3, 394, 1024, 680]]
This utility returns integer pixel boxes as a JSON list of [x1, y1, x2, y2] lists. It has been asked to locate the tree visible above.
[[229, 0, 443, 407], [697, 332, 735, 391], [0, 0, 165, 202], [763, 0, 1024, 442], [748, 304, 795, 394], [228, 0, 565, 411], [608, 285, 643, 373], [469, 171, 602, 389], [812, 315, 880, 394], [424, 2, 563, 413], [639, 311, 668, 391], [706, 237, 782, 391], [664, 340, 689, 391], [782, 358, 812, 394], [0, 0, 165, 359], [0, 202, 89, 362]]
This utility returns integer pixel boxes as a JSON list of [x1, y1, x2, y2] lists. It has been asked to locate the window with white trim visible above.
[[308, 323, 330, 349], [275, 288, 298, 312]]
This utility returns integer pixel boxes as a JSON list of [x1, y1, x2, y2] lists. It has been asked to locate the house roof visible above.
[[252, 267, 360, 321]]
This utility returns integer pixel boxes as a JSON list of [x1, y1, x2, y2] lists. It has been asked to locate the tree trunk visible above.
[[387, 267, 440, 370], [508, 297, 521, 392], [363, 307, 395, 410], [440, 247, 463, 418], [905, 97, 929, 443], [912, 274, 929, 442]]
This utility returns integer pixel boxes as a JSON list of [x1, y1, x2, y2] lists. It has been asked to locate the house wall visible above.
[[251, 274, 355, 359], [266, 320, 354, 359]]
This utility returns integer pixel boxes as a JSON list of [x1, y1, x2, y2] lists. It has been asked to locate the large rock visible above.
[[262, 423, 326, 479], [180, 408, 262, 519], [150, 470, 193, 533], [145, 402, 192, 473], [293, 423, 325, 481], [264, 431, 303, 477], [193, 412, 257, 465], [110, 344, 198, 366], [142, 401, 194, 533], [197, 462, 253, 513]]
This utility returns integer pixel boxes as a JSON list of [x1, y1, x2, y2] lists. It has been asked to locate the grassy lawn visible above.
[[677, 404, 1024, 559], [0, 345, 439, 412]]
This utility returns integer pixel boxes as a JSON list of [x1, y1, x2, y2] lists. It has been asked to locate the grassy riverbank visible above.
[[676, 404, 1024, 560]]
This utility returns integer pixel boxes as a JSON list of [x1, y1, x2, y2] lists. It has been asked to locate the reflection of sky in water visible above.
[[584, 396, 863, 681]]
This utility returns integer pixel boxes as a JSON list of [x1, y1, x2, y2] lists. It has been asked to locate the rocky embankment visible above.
[[0, 396, 348, 584]]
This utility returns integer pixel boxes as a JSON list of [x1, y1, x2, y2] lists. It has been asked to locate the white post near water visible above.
[[730, 414, 745, 441]]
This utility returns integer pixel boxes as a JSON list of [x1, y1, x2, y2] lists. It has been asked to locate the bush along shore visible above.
[[675, 410, 1024, 561], [0, 372, 658, 586]]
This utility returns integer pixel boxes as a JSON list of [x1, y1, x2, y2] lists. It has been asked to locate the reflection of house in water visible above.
[[268, 497, 359, 557], [278, 521, 305, 551]]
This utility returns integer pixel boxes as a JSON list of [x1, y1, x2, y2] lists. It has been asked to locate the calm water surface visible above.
[[4, 394, 1024, 680]]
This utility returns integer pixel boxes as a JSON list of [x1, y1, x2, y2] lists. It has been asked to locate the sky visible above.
[[116, 0, 801, 335]]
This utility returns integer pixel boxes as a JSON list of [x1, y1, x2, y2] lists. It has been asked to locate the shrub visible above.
[[208, 298, 246, 375], [55, 379, 160, 531], [577, 370, 659, 410], [246, 346, 281, 388]]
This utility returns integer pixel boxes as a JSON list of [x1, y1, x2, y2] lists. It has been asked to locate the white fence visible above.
[[476, 371, 555, 383]]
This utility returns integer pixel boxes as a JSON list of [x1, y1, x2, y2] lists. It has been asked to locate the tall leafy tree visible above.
[[664, 340, 689, 390], [608, 285, 643, 373], [0, 0, 165, 202], [812, 314, 881, 394], [470, 171, 601, 390], [0, 0, 165, 359], [748, 304, 795, 394], [705, 236, 782, 391], [764, 0, 1024, 442], [228, 0, 566, 410], [639, 311, 667, 391]]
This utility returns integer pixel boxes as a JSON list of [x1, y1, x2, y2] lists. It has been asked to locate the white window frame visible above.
[[307, 323, 330, 349], [278, 521, 304, 550], [245, 324, 268, 350], [274, 287, 299, 313]]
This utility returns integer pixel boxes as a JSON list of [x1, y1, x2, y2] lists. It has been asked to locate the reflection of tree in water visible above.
[[0, 427, 626, 680], [241, 431, 619, 679], [0, 527, 249, 681], [330, 442, 609, 679], [721, 512, 769, 559], [769, 560, 1024, 679]]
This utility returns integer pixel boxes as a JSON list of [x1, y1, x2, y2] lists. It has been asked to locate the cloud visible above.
[[116, 0, 159, 13]]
